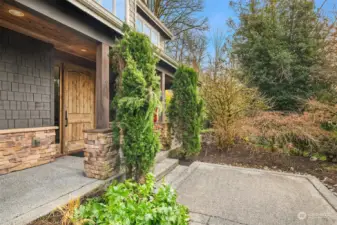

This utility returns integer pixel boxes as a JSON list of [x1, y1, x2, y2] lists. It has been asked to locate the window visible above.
[[143, 23, 151, 37], [115, 0, 126, 21], [148, 0, 155, 12], [95, 0, 126, 21], [136, 16, 161, 47], [136, 18, 143, 32], [151, 31, 159, 46], [54, 66, 60, 144], [96, 0, 113, 12]]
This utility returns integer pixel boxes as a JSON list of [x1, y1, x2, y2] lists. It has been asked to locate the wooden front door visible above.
[[63, 64, 95, 154]]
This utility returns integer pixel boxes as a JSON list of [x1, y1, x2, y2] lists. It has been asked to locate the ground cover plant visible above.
[[72, 174, 189, 225], [30, 174, 189, 225]]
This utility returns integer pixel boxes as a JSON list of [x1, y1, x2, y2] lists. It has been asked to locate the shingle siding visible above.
[[129, 0, 136, 27], [0, 27, 53, 129]]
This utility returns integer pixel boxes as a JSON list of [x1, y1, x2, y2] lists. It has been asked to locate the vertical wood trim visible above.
[[60, 64, 64, 154], [161, 72, 166, 122], [125, 0, 130, 25], [96, 42, 110, 129], [113, 0, 117, 15]]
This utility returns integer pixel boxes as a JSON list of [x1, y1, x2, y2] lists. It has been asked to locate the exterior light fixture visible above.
[[8, 9, 25, 17]]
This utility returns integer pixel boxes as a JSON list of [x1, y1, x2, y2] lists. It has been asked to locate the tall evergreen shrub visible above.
[[168, 66, 203, 157], [112, 27, 161, 182]]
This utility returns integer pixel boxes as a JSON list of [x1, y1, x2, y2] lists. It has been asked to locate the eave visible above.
[[156, 50, 178, 71], [66, 0, 124, 35]]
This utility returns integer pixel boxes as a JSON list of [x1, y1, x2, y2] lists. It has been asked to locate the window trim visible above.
[[136, 15, 161, 47], [95, 0, 126, 22]]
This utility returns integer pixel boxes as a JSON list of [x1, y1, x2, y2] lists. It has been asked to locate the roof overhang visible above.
[[66, 0, 124, 35], [157, 50, 178, 71]]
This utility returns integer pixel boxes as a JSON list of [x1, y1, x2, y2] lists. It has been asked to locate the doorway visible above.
[[54, 63, 95, 155]]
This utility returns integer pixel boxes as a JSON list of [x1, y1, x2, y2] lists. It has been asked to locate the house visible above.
[[0, 0, 177, 176]]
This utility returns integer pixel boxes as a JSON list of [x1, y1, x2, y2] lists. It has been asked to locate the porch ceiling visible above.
[[0, 1, 97, 61]]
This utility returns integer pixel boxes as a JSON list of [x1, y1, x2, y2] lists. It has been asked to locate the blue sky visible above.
[[202, 0, 336, 56]]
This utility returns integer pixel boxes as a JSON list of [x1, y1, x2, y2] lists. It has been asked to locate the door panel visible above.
[[63, 64, 95, 154]]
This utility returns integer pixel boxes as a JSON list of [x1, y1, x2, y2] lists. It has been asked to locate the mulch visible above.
[[180, 133, 337, 187]]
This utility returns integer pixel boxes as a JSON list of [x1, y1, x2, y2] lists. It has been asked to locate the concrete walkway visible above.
[[164, 162, 337, 225], [2, 157, 337, 225], [0, 156, 120, 225], [0, 154, 177, 225]]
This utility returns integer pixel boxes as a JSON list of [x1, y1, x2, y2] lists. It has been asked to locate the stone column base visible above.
[[83, 128, 118, 180], [154, 122, 172, 151]]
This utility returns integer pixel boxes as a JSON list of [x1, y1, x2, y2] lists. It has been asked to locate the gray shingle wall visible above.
[[129, 0, 136, 27], [0, 27, 53, 129]]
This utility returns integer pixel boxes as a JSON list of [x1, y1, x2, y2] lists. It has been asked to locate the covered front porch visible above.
[[0, 0, 174, 177], [0, 153, 178, 225], [0, 156, 104, 225]]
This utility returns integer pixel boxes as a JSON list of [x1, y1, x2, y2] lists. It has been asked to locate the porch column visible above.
[[161, 72, 166, 122], [96, 42, 110, 129]]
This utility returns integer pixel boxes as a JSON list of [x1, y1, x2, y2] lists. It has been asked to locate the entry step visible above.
[[154, 158, 179, 181]]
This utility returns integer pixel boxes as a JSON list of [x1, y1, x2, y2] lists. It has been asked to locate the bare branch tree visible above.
[[148, 0, 208, 64]]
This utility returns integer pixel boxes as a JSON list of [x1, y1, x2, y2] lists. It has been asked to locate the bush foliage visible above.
[[239, 100, 337, 160], [168, 66, 203, 157], [231, 0, 335, 111], [201, 72, 268, 149], [111, 27, 161, 182], [73, 174, 189, 225]]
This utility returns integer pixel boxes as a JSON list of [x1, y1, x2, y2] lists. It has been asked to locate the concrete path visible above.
[[164, 162, 337, 225], [0, 154, 177, 225], [0, 156, 120, 225]]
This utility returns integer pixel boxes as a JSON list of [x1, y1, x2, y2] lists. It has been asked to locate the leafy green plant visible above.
[[168, 66, 203, 158], [110, 26, 161, 182], [74, 174, 189, 225]]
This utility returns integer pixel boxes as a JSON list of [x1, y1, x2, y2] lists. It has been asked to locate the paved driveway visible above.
[[166, 162, 337, 225]]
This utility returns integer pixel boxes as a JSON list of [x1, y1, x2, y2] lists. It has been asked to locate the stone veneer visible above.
[[0, 126, 57, 175], [83, 129, 118, 180], [154, 122, 172, 150], [154, 122, 181, 151]]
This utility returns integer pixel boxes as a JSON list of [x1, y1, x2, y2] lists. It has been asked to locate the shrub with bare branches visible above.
[[239, 101, 337, 160], [201, 71, 268, 149]]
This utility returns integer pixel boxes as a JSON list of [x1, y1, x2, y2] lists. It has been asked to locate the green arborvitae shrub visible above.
[[111, 26, 161, 182], [74, 174, 189, 225], [168, 66, 203, 158]]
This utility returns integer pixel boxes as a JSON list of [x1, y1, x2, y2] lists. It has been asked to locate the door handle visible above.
[[65, 110, 68, 127]]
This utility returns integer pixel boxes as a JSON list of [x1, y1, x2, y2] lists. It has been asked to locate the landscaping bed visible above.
[[178, 133, 337, 193]]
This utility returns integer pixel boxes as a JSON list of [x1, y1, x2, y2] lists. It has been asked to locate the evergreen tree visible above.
[[112, 27, 161, 182], [231, 0, 327, 110], [168, 66, 203, 157]]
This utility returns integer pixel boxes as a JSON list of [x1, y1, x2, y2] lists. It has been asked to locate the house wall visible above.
[[0, 27, 54, 129], [129, 0, 136, 27]]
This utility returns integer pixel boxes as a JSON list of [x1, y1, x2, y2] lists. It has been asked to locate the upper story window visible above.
[[95, 0, 126, 21], [141, 0, 155, 13], [136, 16, 160, 47]]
